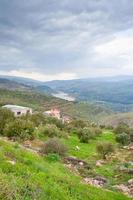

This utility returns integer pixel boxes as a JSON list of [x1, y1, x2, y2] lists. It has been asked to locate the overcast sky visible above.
[[0, 0, 133, 81]]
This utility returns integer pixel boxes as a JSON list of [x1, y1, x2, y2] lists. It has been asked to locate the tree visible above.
[[96, 142, 114, 159]]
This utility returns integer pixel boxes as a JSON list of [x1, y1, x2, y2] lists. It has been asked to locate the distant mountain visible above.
[[44, 76, 133, 112], [3, 75, 133, 112], [35, 85, 55, 94], [0, 76, 55, 94], [0, 75, 43, 86], [0, 78, 30, 90]]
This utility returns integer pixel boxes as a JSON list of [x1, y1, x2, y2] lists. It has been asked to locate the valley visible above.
[[0, 76, 133, 199]]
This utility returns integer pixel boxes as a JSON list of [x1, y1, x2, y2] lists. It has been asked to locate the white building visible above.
[[2, 105, 32, 117]]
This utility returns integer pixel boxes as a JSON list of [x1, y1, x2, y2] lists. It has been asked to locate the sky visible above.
[[0, 0, 133, 81]]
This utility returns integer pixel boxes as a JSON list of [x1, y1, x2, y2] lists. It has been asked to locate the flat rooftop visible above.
[[2, 105, 31, 110]]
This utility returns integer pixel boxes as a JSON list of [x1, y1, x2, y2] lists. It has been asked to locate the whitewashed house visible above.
[[2, 105, 32, 117]]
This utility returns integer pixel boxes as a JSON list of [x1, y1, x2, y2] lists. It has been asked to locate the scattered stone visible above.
[[65, 156, 90, 169], [75, 146, 80, 151], [23, 141, 32, 148], [84, 176, 107, 187], [128, 179, 133, 185], [7, 160, 16, 165], [114, 178, 133, 198], [128, 161, 133, 166], [123, 145, 133, 151], [79, 162, 84, 166], [119, 167, 133, 174], [96, 160, 105, 167]]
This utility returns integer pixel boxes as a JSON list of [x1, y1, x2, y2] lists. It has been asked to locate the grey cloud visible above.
[[0, 0, 133, 77]]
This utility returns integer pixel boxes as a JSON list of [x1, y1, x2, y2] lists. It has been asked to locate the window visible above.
[[17, 111, 21, 115]]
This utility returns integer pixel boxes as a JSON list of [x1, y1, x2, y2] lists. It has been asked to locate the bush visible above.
[[41, 138, 68, 156], [69, 120, 89, 129], [116, 133, 130, 146], [96, 142, 114, 159], [78, 127, 95, 143], [29, 113, 47, 126], [94, 128, 102, 136], [0, 108, 14, 135], [4, 118, 35, 141], [38, 124, 67, 138], [46, 117, 65, 129], [114, 122, 129, 135]]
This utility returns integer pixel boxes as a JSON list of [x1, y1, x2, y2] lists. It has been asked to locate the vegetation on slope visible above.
[[0, 88, 113, 121], [0, 139, 129, 200]]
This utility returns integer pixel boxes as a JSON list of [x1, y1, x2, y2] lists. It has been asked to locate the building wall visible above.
[[13, 108, 32, 117]]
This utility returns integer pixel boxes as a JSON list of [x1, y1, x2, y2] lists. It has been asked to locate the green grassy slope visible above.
[[62, 130, 132, 186], [0, 139, 129, 200], [62, 130, 116, 160]]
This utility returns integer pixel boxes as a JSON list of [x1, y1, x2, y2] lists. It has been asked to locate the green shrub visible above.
[[69, 119, 89, 129], [46, 116, 65, 129], [94, 128, 102, 136], [116, 133, 130, 146], [41, 138, 68, 156], [38, 124, 68, 138], [96, 142, 114, 159], [114, 122, 129, 135], [0, 108, 14, 135], [29, 113, 47, 126], [78, 127, 95, 143], [4, 118, 35, 141]]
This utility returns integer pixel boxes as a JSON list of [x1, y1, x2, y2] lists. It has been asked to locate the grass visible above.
[[0, 139, 129, 200], [61, 130, 133, 187], [62, 130, 116, 160]]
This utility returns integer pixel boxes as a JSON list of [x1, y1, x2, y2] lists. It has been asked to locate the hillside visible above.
[[3, 75, 133, 112], [0, 88, 113, 121], [0, 137, 129, 200], [101, 112, 133, 127]]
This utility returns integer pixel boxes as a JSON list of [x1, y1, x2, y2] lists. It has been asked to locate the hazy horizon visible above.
[[0, 0, 133, 81]]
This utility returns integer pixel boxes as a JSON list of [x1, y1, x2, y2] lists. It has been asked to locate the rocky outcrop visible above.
[[83, 176, 107, 187], [119, 166, 133, 174], [114, 179, 133, 198], [64, 156, 90, 169]]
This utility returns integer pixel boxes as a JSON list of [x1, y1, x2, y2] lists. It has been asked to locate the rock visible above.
[[79, 162, 84, 166], [128, 145, 133, 150], [123, 146, 128, 149], [75, 146, 80, 151], [96, 160, 105, 167], [128, 179, 133, 185], [65, 156, 90, 169], [128, 161, 133, 166], [114, 180, 133, 198], [95, 176, 107, 183], [83, 177, 106, 187], [119, 167, 133, 174], [7, 160, 16, 165]]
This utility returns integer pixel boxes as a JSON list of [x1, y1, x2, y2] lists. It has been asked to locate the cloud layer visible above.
[[0, 0, 133, 80]]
